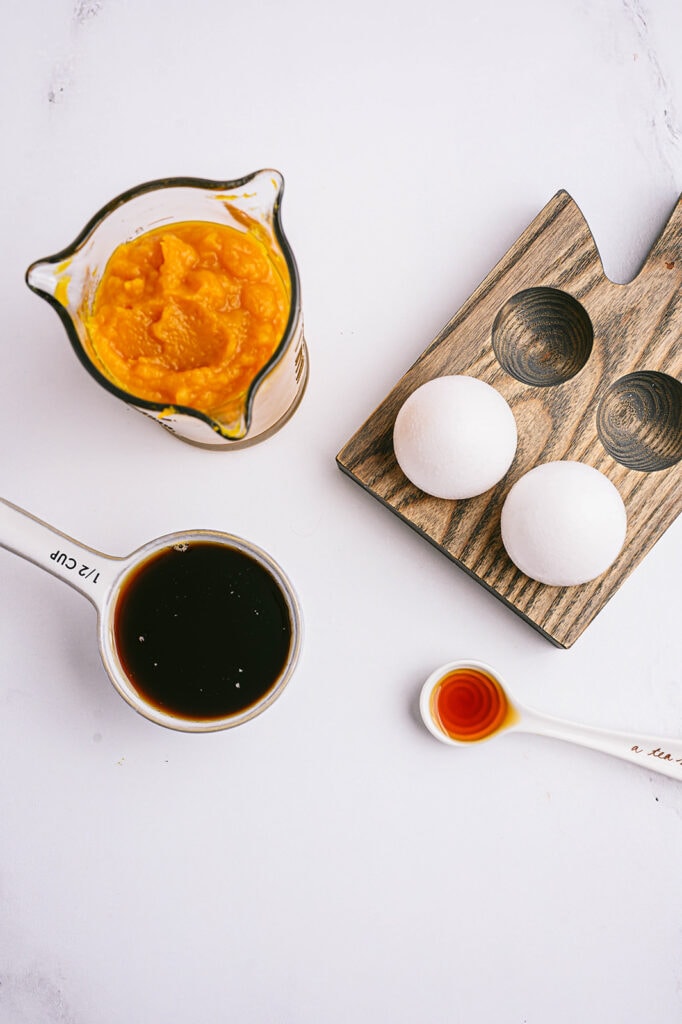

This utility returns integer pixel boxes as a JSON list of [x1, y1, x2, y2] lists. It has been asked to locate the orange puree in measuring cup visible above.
[[85, 221, 290, 425]]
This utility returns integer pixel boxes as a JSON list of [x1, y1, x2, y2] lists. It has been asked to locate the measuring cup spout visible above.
[[233, 167, 284, 222], [26, 259, 61, 298], [0, 498, 123, 611]]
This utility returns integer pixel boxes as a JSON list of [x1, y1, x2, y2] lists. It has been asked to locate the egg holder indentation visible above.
[[492, 286, 594, 387], [336, 190, 682, 647], [596, 370, 682, 472]]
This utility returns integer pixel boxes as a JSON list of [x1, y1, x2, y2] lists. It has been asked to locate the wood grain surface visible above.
[[336, 190, 682, 647]]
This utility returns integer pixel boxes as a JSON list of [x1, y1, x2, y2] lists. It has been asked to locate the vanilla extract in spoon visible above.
[[420, 660, 682, 780]]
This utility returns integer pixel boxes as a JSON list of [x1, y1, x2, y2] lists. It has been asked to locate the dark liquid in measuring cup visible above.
[[113, 542, 293, 721]]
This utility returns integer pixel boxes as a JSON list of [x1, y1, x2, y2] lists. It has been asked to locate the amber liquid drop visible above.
[[432, 667, 511, 742], [114, 542, 292, 721]]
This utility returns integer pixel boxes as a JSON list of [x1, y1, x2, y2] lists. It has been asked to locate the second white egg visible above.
[[500, 461, 627, 586]]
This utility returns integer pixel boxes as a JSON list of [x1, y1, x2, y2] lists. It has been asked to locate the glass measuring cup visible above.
[[0, 498, 302, 731], [420, 660, 682, 780], [26, 171, 308, 449]]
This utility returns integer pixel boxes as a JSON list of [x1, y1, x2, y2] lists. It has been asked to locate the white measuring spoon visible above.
[[0, 497, 302, 732], [420, 660, 682, 780]]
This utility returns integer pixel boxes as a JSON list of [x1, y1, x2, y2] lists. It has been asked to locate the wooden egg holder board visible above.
[[336, 190, 682, 648]]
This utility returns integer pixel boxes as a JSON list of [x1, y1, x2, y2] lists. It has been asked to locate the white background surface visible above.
[[1, 1, 682, 1021]]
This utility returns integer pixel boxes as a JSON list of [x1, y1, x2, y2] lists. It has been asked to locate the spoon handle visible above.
[[520, 709, 682, 781], [0, 498, 121, 609]]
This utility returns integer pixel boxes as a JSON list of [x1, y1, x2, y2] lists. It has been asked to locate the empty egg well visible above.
[[597, 371, 682, 472], [491, 287, 593, 387]]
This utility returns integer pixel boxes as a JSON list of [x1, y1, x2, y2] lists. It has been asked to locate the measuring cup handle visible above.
[[521, 710, 682, 782], [0, 498, 122, 609]]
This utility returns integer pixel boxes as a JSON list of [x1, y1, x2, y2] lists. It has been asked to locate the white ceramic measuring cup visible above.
[[0, 497, 302, 732], [420, 660, 682, 781]]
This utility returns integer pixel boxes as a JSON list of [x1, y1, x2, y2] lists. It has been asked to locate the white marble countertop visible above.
[[2, 1, 681, 1021]]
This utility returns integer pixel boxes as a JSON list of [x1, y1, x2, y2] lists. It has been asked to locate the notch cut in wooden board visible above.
[[336, 190, 682, 648]]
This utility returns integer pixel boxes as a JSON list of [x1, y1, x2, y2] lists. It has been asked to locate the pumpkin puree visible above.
[[85, 220, 290, 425]]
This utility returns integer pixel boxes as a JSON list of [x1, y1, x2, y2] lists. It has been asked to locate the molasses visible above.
[[113, 541, 293, 721]]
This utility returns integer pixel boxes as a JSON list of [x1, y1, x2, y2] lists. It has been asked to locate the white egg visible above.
[[393, 375, 518, 499], [500, 461, 627, 586]]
